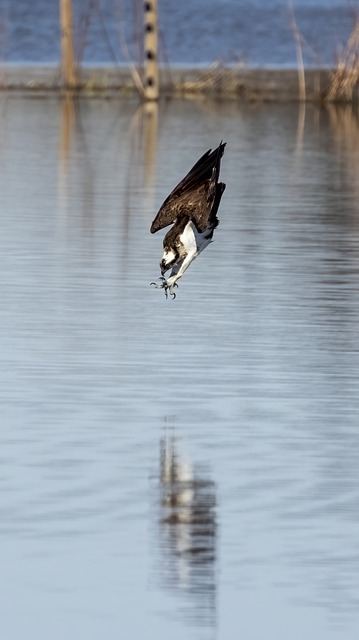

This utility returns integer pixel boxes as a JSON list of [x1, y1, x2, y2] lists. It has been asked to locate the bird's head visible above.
[[160, 248, 177, 275]]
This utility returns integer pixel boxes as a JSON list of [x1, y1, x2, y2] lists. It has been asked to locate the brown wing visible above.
[[150, 142, 226, 234], [151, 175, 217, 235]]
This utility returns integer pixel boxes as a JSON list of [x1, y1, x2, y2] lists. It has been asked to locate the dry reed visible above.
[[326, 19, 359, 102]]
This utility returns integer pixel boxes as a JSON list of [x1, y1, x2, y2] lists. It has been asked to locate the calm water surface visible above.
[[0, 0, 356, 67], [0, 97, 359, 639]]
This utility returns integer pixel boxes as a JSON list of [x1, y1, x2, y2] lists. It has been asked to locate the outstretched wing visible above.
[[150, 142, 226, 234]]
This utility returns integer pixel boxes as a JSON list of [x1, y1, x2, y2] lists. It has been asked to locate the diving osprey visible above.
[[150, 142, 226, 299]]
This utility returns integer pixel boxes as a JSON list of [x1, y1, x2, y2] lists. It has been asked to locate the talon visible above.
[[150, 279, 166, 289], [150, 276, 177, 299]]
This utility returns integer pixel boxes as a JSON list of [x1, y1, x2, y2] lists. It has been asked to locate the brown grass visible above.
[[326, 19, 359, 102], [174, 60, 255, 98]]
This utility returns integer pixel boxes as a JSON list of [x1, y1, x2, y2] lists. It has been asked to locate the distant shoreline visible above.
[[0, 65, 356, 103]]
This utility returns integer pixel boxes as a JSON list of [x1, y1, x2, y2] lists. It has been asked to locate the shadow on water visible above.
[[155, 418, 217, 634]]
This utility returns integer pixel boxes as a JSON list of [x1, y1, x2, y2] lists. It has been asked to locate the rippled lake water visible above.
[[1, 96, 359, 639]]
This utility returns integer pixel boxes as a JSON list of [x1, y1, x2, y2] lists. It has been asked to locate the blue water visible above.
[[0, 0, 356, 67], [1, 96, 359, 640]]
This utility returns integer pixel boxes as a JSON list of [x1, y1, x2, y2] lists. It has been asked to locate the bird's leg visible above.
[[150, 254, 189, 299], [167, 248, 197, 290]]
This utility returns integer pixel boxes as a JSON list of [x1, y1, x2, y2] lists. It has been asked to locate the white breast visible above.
[[180, 221, 197, 254], [181, 221, 212, 257], [166, 221, 214, 286]]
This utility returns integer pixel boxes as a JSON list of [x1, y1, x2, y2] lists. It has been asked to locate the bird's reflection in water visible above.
[[157, 425, 217, 632]]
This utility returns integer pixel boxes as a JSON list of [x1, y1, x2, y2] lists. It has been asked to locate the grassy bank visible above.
[[0, 65, 358, 103]]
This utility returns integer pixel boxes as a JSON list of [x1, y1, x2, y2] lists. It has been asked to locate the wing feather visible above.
[[150, 142, 226, 234]]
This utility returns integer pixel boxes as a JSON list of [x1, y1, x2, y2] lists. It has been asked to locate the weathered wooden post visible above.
[[143, 0, 159, 100], [60, 0, 77, 88]]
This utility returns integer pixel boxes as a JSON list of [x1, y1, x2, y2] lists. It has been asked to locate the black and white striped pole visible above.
[[143, 0, 159, 100]]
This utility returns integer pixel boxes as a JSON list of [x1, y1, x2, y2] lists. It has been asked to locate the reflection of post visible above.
[[60, 0, 77, 88], [125, 102, 158, 232], [60, 93, 75, 161], [143, 0, 159, 100], [143, 101, 158, 187], [156, 430, 217, 630], [295, 101, 306, 152], [58, 93, 75, 224]]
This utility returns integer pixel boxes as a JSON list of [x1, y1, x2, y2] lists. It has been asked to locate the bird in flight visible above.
[[150, 142, 226, 299]]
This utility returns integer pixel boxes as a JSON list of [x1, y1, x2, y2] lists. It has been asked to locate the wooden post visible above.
[[288, 1, 306, 102], [143, 0, 159, 100], [60, 0, 76, 88]]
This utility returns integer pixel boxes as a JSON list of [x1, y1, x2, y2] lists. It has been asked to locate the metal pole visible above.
[[143, 0, 159, 100], [60, 0, 76, 88]]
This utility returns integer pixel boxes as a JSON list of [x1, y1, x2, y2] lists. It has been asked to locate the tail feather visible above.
[[208, 182, 226, 230], [175, 141, 226, 199]]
